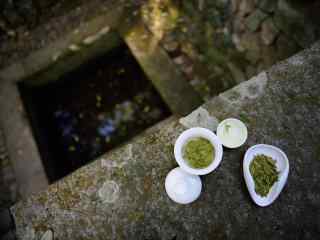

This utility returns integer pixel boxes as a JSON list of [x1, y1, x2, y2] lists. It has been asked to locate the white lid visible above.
[[165, 167, 202, 204], [217, 118, 248, 148]]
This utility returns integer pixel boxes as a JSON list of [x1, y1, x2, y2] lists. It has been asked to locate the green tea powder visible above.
[[249, 154, 279, 197], [183, 137, 215, 169]]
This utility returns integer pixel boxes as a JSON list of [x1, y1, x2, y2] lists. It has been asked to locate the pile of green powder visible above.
[[249, 154, 279, 197], [183, 137, 215, 169]]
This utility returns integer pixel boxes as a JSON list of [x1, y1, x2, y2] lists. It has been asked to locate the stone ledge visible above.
[[11, 41, 320, 239], [0, 1, 201, 199]]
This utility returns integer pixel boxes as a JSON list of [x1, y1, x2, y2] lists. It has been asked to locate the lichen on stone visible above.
[[179, 107, 219, 131], [98, 181, 120, 203]]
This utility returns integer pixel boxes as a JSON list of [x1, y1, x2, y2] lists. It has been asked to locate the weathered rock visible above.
[[277, 0, 302, 19], [260, 18, 279, 45], [261, 44, 278, 68], [245, 48, 261, 64], [1, 1, 24, 27], [11, 42, 320, 239], [162, 40, 179, 52], [238, 0, 255, 17], [232, 15, 246, 34], [14, 0, 39, 26], [232, 34, 245, 52], [36, 0, 57, 9], [258, 0, 277, 13], [274, 0, 317, 48], [1, 230, 16, 240], [173, 56, 185, 65], [215, 0, 229, 9], [245, 64, 256, 78], [245, 9, 268, 32], [227, 62, 246, 83], [231, 0, 239, 14], [276, 34, 300, 61], [240, 32, 261, 64], [0, 128, 17, 210], [179, 107, 219, 131]]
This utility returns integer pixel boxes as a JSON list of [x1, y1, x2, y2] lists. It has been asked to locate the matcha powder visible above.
[[249, 154, 279, 197], [183, 137, 215, 169]]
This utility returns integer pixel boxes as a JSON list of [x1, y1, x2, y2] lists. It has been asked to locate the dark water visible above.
[[19, 44, 171, 182]]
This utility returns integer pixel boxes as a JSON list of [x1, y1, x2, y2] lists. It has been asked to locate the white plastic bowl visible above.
[[174, 127, 223, 175], [243, 144, 289, 207], [217, 118, 248, 148], [165, 167, 202, 204]]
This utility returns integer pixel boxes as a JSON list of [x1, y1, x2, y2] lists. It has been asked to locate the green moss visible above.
[[239, 113, 251, 124], [36, 194, 49, 205], [75, 174, 94, 190], [164, 143, 174, 156], [56, 185, 80, 209], [128, 211, 145, 222], [144, 133, 158, 145], [33, 222, 49, 232], [113, 167, 128, 181], [291, 95, 320, 105]]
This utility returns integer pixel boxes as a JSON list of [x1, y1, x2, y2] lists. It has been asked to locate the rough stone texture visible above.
[[245, 9, 268, 32], [0, 0, 319, 102], [12, 42, 320, 239], [0, 81, 49, 198], [0, 127, 17, 239], [260, 17, 279, 45], [122, 21, 203, 116], [0, 127, 17, 209], [0, 0, 200, 200], [258, 0, 277, 13], [179, 107, 219, 132], [0, 0, 119, 69]]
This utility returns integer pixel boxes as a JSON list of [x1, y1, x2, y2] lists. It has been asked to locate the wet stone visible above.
[[227, 62, 246, 84], [260, 18, 279, 45], [258, 0, 277, 13], [231, 0, 239, 14], [277, 0, 302, 19], [238, 0, 255, 17], [245, 9, 268, 32], [241, 32, 261, 64], [276, 34, 300, 60]]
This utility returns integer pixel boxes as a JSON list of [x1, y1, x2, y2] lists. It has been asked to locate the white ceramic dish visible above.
[[243, 144, 289, 207], [217, 118, 248, 148], [174, 127, 223, 175], [165, 167, 202, 204]]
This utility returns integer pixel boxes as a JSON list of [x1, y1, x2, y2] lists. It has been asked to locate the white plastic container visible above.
[[174, 127, 223, 175], [243, 144, 289, 207], [165, 167, 202, 204]]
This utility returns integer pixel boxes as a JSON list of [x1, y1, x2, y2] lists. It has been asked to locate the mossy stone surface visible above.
[[12, 42, 320, 239]]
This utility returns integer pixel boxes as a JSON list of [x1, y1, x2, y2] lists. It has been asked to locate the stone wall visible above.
[[143, 0, 320, 99], [11, 41, 320, 239], [0, 0, 319, 209], [0, 128, 17, 209], [0, 0, 59, 33]]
